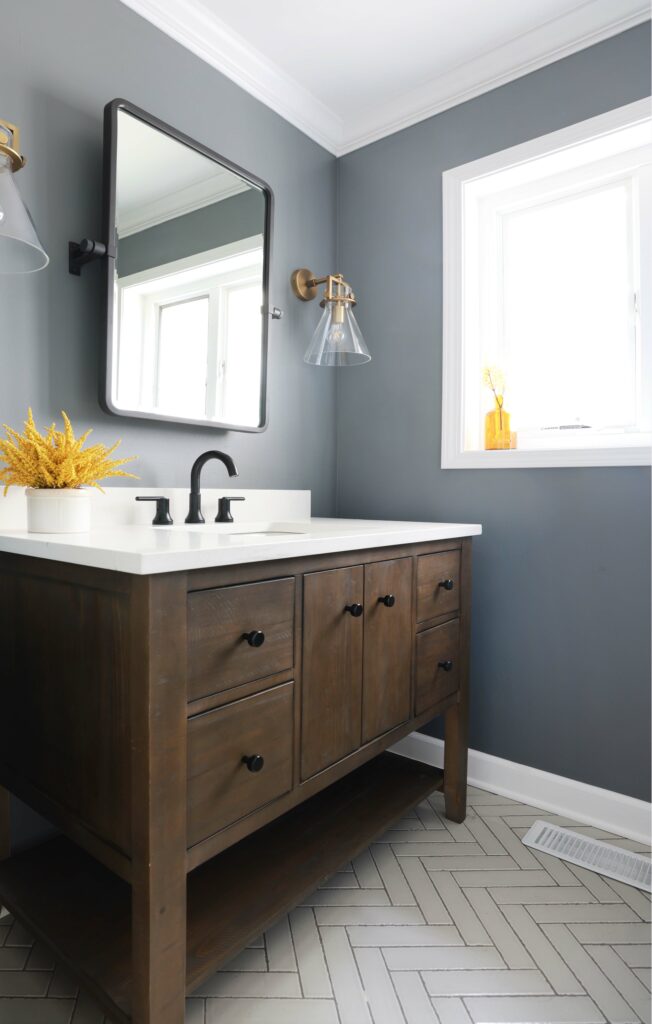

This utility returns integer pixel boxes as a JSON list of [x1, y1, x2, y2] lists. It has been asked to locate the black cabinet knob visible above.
[[345, 603, 364, 618], [438, 659, 454, 672], [242, 630, 265, 647], [242, 754, 265, 773], [378, 594, 395, 607], [439, 579, 455, 591]]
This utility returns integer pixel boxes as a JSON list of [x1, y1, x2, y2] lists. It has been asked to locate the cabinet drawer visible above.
[[187, 681, 294, 847], [415, 619, 460, 715], [188, 578, 295, 702], [416, 550, 461, 623]]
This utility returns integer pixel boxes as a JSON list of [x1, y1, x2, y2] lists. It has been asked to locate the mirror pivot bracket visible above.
[[69, 238, 108, 276]]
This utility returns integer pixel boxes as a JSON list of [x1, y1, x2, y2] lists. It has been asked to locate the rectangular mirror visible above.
[[102, 100, 271, 431]]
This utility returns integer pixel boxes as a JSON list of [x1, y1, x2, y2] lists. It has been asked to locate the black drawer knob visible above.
[[242, 630, 265, 647], [438, 659, 454, 672], [345, 603, 364, 618], [378, 594, 395, 607], [439, 579, 455, 591], [242, 754, 265, 773]]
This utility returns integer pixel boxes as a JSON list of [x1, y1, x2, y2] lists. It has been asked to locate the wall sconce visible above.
[[291, 268, 370, 366], [0, 119, 48, 274]]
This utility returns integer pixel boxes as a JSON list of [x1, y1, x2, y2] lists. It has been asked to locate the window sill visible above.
[[441, 442, 652, 469]]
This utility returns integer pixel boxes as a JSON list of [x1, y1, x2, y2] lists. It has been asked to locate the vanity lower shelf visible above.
[[0, 751, 442, 1023]]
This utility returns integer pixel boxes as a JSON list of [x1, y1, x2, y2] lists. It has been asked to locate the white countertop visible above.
[[0, 517, 482, 575]]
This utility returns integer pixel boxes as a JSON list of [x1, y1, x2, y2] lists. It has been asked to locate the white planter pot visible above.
[[25, 488, 91, 534]]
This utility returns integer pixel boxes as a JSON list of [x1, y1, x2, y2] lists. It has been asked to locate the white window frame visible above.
[[442, 99, 652, 469], [114, 236, 263, 421]]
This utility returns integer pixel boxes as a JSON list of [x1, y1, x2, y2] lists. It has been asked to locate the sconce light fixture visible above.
[[0, 119, 48, 274], [291, 268, 370, 366]]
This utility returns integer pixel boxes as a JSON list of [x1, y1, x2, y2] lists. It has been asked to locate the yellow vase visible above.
[[484, 405, 516, 450]]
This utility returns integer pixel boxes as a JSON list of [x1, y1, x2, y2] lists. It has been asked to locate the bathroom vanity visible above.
[[0, 498, 480, 1024]]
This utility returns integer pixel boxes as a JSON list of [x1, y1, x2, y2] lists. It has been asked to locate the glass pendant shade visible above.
[[304, 301, 371, 367], [0, 154, 48, 273]]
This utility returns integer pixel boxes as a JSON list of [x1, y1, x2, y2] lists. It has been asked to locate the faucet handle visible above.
[[136, 496, 173, 526], [216, 496, 245, 524]]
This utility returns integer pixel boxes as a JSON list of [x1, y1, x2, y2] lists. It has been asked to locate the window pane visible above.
[[157, 297, 209, 417], [220, 283, 262, 426], [501, 183, 635, 431]]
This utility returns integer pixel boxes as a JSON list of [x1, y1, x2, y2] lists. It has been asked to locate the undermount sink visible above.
[[156, 523, 308, 538]]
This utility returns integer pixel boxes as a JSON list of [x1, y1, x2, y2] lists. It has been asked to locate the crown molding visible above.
[[120, 0, 650, 157], [119, 0, 344, 153], [119, 176, 248, 237], [339, 1, 651, 154]]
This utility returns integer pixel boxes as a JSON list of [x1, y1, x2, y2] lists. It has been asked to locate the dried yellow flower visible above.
[[482, 365, 505, 410], [0, 409, 138, 494]]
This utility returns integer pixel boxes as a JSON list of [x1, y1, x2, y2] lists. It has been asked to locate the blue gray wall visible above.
[[118, 189, 266, 276], [336, 24, 652, 802]]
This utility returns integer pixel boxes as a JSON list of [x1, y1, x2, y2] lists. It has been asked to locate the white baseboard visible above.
[[390, 732, 652, 846]]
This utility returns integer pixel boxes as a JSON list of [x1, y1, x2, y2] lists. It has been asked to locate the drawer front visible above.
[[362, 557, 413, 743], [187, 681, 294, 847], [415, 619, 460, 715], [188, 578, 295, 702], [416, 550, 461, 623]]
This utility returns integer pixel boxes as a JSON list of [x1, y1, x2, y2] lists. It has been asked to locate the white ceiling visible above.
[[116, 110, 249, 235], [120, 0, 650, 155]]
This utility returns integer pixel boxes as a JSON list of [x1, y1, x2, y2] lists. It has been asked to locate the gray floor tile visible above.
[[383, 947, 504, 971], [464, 995, 606, 1022], [205, 996, 339, 1022], [392, 971, 440, 1023], [0, 998, 76, 1023], [588, 945, 651, 1024], [355, 947, 407, 1024], [422, 968, 552, 996], [500, 905, 584, 995], [289, 907, 333, 998], [321, 925, 372, 1024]]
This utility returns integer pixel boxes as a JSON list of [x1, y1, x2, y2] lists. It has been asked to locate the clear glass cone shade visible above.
[[0, 158, 49, 273], [304, 302, 371, 367]]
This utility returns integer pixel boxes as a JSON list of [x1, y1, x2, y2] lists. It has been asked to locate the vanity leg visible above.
[[130, 575, 188, 1024], [444, 700, 468, 822], [444, 537, 472, 823]]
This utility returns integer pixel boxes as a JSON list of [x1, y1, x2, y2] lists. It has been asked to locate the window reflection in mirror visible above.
[[109, 108, 268, 429]]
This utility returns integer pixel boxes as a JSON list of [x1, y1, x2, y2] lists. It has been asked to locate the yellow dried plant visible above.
[[0, 409, 137, 494]]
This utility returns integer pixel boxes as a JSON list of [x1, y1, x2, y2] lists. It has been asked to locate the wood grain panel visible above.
[[188, 578, 294, 701], [0, 569, 131, 855], [301, 566, 363, 780], [187, 682, 294, 848], [362, 557, 413, 743]]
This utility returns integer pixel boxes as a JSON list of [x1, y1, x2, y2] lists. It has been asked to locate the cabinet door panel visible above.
[[362, 558, 413, 743], [301, 566, 363, 780]]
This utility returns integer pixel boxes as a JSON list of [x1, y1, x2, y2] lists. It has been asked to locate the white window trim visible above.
[[442, 99, 652, 469]]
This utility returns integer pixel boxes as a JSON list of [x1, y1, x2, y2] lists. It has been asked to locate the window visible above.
[[442, 100, 652, 468], [115, 236, 263, 425]]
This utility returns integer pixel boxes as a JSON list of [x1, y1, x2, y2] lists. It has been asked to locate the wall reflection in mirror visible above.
[[108, 107, 269, 430]]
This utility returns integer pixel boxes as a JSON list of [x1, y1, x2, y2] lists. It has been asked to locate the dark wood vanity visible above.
[[0, 535, 472, 1023]]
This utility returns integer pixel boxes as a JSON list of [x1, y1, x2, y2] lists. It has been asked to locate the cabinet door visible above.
[[301, 565, 363, 780], [362, 557, 413, 743]]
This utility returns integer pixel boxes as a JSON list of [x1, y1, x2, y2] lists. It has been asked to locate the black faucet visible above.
[[186, 450, 239, 524]]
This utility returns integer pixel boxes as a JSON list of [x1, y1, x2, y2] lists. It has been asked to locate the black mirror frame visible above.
[[100, 98, 272, 433]]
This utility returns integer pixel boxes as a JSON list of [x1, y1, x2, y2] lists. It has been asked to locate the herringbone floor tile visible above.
[[0, 784, 649, 1023]]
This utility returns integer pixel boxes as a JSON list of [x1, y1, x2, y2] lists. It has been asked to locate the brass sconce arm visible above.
[[291, 268, 356, 307], [0, 120, 26, 172]]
